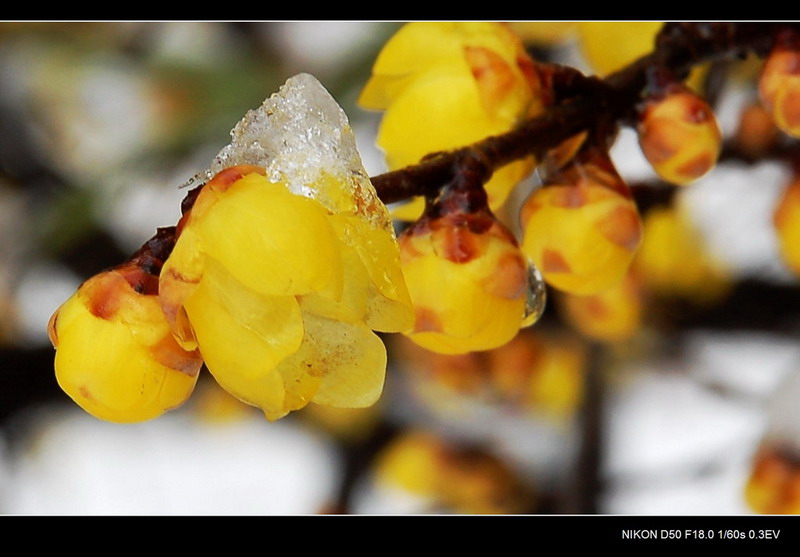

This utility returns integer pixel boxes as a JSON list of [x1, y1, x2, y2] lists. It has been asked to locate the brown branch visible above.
[[371, 22, 800, 205]]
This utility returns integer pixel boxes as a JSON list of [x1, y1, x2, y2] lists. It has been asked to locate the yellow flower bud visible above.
[[160, 165, 413, 421], [759, 33, 800, 138], [359, 22, 546, 220], [48, 264, 201, 423], [638, 83, 722, 186], [374, 429, 534, 514], [399, 210, 531, 355], [773, 177, 800, 275], [577, 22, 709, 91], [487, 330, 585, 420], [521, 149, 642, 295], [558, 270, 642, 343], [577, 22, 663, 76], [733, 101, 780, 158], [745, 446, 800, 514], [634, 203, 731, 303]]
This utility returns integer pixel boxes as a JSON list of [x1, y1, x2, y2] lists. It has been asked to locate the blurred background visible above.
[[1, 21, 799, 515]]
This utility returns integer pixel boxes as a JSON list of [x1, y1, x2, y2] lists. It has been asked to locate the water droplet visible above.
[[521, 263, 546, 328]]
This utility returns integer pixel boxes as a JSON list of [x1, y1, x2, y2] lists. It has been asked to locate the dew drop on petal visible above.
[[521, 263, 546, 328]]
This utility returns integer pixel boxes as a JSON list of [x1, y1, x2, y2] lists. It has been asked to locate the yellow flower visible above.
[[635, 203, 730, 303], [359, 22, 546, 220], [520, 148, 642, 295], [637, 83, 722, 186], [577, 22, 708, 91], [577, 22, 664, 76], [558, 270, 642, 343], [398, 210, 531, 355], [160, 165, 413, 421], [48, 262, 202, 423], [759, 33, 800, 138], [374, 429, 534, 514], [745, 446, 800, 514], [487, 330, 585, 420]]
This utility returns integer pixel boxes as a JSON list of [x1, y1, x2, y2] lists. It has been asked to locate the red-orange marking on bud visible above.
[[464, 45, 515, 112], [150, 335, 202, 377], [434, 223, 479, 263], [483, 252, 527, 299], [414, 307, 444, 333], [79, 384, 93, 401], [676, 153, 715, 182], [206, 164, 266, 193], [597, 206, 642, 251], [779, 85, 800, 131], [582, 296, 610, 320], [47, 311, 59, 346], [542, 249, 572, 273], [83, 274, 127, 320], [515, 52, 541, 93], [551, 186, 588, 208], [640, 123, 678, 164], [684, 97, 712, 124]]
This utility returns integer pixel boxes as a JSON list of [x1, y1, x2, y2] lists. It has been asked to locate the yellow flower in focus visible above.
[[521, 151, 642, 295], [160, 165, 413, 421], [359, 22, 546, 220], [634, 203, 730, 303], [48, 263, 202, 423], [399, 210, 531, 355]]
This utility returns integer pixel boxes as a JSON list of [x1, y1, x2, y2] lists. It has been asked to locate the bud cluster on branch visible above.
[[46, 22, 800, 434]]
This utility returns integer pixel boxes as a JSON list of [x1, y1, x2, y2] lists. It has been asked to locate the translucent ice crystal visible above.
[[195, 73, 392, 232]]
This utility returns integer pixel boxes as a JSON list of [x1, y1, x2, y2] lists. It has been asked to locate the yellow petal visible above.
[[327, 213, 413, 332], [182, 258, 305, 411], [191, 172, 343, 298], [270, 313, 387, 411]]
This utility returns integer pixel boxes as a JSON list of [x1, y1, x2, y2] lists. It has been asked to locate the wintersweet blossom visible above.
[[48, 262, 202, 423], [398, 209, 530, 355], [160, 164, 413, 420], [521, 148, 642, 295], [359, 22, 546, 219]]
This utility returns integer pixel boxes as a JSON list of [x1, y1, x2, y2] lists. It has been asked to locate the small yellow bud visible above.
[[558, 270, 642, 343], [638, 83, 722, 186], [745, 446, 800, 514], [399, 210, 531, 355], [634, 203, 731, 303], [734, 101, 780, 158], [48, 264, 201, 423], [759, 32, 800, 138], [521, 148, 642, 295], [374, 429, 534, 514], [486, 330, 585, 420]]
